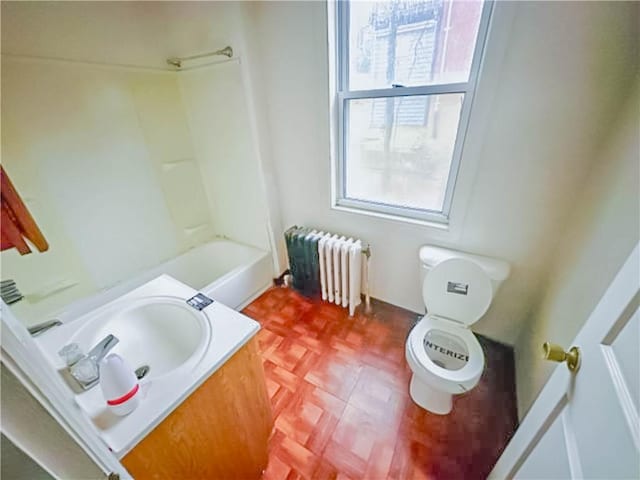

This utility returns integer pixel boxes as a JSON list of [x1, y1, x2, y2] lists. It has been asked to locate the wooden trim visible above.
[[1, 203, 31, 254], [0, 166, 49, 253], [122, 337, 273, 479]]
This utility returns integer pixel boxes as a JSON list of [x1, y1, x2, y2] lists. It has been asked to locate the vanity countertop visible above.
[[34, 274, 260, 458]]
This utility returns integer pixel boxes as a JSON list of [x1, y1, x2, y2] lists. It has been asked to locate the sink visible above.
[[33, 275, 259, 456], [69, 296, 211, 380]]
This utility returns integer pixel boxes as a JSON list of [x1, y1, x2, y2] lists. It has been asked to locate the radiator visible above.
[[284, 226, 370, 316]]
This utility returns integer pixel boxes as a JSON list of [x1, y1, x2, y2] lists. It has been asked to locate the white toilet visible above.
[[406, 246, 510, 414]]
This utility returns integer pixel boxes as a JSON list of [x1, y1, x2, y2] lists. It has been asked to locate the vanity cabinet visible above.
[[121, 337, 273, 479]]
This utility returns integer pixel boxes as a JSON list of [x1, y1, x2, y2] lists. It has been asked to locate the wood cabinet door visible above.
[[122, 337, 273, 479]]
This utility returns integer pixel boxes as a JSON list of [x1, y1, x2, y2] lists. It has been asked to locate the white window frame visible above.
[[332, 0, 494, 225]]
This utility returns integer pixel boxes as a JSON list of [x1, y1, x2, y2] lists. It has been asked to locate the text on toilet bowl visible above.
[[425, 340, 469, 362]]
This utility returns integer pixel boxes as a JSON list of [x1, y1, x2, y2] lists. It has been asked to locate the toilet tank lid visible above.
[[419, 246, 511, 282]]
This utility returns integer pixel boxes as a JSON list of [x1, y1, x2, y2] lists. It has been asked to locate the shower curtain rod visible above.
[[166, 46, 233, 69]]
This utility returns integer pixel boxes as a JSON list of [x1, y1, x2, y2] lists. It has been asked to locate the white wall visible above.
[[129, 72, 215, 251], [241, 1, 638, 344], [0, 58, 212, 325], [177, 61, 271, 252], [514, 80, 640, 417], [0, 55, 276, 325], [1, 2, 279, 326], [0, 1, 238, 70]]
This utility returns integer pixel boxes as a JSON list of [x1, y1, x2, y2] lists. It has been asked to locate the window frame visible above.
[[333, 0, 494, 225]]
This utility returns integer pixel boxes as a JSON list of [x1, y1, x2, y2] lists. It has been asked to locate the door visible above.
[[490, 244, 639, 479]]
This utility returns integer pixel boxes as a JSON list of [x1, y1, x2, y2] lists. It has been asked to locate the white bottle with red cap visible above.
[[99, 353, 140, 416]]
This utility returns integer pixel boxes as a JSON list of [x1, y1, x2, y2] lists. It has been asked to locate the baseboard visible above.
[[235, 282, 273, 311]]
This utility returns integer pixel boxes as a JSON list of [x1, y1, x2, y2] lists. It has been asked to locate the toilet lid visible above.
[[422, 258, 493, 326]]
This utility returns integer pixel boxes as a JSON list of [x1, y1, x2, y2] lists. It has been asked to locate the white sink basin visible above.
[[70, 296, 211, 379], [33, 275, 259, 457]]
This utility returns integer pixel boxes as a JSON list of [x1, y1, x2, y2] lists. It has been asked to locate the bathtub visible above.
[[57, 239, 273, 323], [146, 239, 273, 309]]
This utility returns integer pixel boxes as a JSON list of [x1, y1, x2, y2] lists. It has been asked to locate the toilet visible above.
[[406, 246, 510, 414]]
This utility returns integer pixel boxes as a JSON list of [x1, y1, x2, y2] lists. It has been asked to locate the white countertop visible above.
[[35, 275, 260, 458]]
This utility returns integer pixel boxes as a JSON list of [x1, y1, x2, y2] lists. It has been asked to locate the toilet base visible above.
[[409, 375, 453, 415]]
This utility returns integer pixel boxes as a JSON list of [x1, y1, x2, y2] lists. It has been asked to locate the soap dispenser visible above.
[[100, 353, 140, 416]]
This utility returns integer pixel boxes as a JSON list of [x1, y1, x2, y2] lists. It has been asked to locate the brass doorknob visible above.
[[542, 342, 581, 373]]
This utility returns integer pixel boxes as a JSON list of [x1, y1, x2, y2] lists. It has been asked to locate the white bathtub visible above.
[[147, 240, 273, 309], [57, 239, 273, 323]]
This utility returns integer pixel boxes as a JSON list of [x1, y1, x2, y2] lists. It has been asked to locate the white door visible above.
[[490, 244, 640, 479]]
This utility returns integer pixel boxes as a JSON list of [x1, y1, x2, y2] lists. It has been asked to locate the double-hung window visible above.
[[333, 0, 492, 224]]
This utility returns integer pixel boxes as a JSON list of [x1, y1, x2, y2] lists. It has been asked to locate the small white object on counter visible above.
[[100, 353, 140, 416]]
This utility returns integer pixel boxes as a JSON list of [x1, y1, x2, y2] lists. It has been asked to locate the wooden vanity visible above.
[[121, 337, 273, 479]]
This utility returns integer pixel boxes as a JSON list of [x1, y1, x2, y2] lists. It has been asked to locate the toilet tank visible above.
[[419, 246, 510, 294]]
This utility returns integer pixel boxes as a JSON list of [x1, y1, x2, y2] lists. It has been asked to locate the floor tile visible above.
[[245, 286, 518, 480]]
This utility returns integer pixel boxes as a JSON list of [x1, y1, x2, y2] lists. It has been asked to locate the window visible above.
[[333, 0, 492, 224]]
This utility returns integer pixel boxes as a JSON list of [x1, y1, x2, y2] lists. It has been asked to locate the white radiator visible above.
[[317, 233, 367, 316]]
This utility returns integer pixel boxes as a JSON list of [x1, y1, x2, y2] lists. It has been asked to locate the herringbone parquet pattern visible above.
[[242, 287, 517, 480]]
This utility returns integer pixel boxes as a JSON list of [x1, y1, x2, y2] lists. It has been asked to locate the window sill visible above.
[[331, 203, 450, 231]]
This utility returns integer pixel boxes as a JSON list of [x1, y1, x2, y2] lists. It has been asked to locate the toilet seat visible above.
[[407, 315, 484, 394], [405, 257, 492, 410]]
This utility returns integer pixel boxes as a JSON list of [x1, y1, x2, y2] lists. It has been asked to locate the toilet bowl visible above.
[[406, 248, 510, 414], [406, 315, 485, 413]]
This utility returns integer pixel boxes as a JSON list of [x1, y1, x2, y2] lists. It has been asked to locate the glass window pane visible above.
[[344, 93, 463, 212], [348, 0, 484, 90]]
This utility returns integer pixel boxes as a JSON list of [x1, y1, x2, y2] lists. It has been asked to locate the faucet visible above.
[[1, 279, 23, 305], [87, 334, 119, 364], [65, 334, 119, 390], [28, 319, 62, 337]]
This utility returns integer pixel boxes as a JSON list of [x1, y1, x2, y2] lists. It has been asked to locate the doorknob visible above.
[[542, 342, 581, 373]]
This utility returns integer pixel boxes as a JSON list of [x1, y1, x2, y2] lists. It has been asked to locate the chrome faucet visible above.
[[1, 279, 23, 305], [63, 334, 119, 390], [87, 334, 119, 364], [28, 319, 62, 337]]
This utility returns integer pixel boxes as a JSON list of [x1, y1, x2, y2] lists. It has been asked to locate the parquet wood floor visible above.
[[242, 286, 518, 480]]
